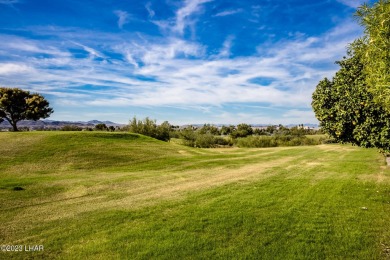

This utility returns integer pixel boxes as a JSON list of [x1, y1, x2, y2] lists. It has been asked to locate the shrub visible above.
[[195, 133, 216, 148], [179, 130, 233, 148], [180, 126, 197, 147], [230, 123, 253, 138], [95, 123, 108, 131], [128, 117, 171, 141], [235, 135, 323, 148], [214, 136, 233, 146], [61, 125, 82, 131]]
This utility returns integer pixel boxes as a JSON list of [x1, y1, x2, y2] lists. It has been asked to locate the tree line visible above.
[[121, 117, 325, 148]]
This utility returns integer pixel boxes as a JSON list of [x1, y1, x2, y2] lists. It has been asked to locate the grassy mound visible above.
[[0, 132, 389, 259]]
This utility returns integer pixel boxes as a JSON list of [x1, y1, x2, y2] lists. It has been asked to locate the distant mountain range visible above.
[[0, 120, 124, 130]]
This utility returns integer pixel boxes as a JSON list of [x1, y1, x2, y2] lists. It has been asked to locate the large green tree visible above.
[[312, 42, 390, 153], [356, 0, 390, 109], [0, 87, 53, 131]]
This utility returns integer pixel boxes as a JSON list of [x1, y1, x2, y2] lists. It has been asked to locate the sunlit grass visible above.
[[0, 132, 389, 259]]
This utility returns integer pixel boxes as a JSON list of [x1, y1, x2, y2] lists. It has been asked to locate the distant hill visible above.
[[0, 120, 124, 130]]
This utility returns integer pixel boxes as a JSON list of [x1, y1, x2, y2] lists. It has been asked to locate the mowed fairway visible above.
[[0, 132, 390, 259]]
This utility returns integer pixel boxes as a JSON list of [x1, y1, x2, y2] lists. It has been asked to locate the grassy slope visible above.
[[0, 132, 389, 259]]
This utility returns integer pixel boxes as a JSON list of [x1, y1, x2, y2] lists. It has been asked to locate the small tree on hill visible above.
[[0, 87, 53, 131]]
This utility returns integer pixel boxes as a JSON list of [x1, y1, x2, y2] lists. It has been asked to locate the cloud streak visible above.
[[173, 0, 213, 35], [214, 9, 243, 17], [114, 10, 130, 29], [145, 2, 155, 18]]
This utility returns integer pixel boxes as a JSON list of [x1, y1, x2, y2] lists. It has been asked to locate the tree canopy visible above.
[[312, 1, 390, 153], [355, 0, 390, 109], [312, 41, 390, 153], [0, 87, 53, 131]]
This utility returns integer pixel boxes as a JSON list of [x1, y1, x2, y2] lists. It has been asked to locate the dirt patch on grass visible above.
[[120, 155, 295, 202], [358, 172, 390, 183], [178, 150, 191, 155], [317, 144, 356, 152], [7, 154, 296, 224]]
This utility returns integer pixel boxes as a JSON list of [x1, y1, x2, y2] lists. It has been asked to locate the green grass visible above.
[[0, 131, 389, 259]]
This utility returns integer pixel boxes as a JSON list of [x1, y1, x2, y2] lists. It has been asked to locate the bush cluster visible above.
[[180, 130, 232, 148], [61, 125, 83, 131], [235, 135, 326, 148], [127, 117, 171, 142]]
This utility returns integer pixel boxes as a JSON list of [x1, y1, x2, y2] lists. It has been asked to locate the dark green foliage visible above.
[[253, 128, 266, 135], [288, 126, 306, 137], [156, 121, 171, 142], [230, 123, 253, 138], [179, 126, 233, 148], [128, 117, 171, 141], [194, 133, 216, 148], [220, 125, 235, 135], [61, 125, 83, 131], [194, 134, 232, 148], [235, 135, 324, 148], [95, 123, 108, 131], [179, 126, 197, 147], [266, 125, 277, 134], [312, 44, 390, 153], [198, 124, 220, 135], [177, 124, 322, 148], [214, 136, 232, 146], [0, 87, 53, 131]]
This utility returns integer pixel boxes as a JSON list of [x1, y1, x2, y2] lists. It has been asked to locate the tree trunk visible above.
[[11, 122, 18, 131], [4, 117, 18, 131]]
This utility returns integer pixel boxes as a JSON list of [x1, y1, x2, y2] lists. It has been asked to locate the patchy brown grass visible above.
[[6, 154, 297, 225]]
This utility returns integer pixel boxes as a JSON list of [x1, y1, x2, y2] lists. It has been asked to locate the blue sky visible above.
[[0, 0, 372, 124]]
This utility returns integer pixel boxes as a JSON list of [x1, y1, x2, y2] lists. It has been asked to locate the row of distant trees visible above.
[[121, 117, 324, 148]]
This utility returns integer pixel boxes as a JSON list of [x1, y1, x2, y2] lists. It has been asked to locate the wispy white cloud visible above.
[[173, 0, 213, 35], [145, 2, 155, 18], [0, 11, 364, 124], [114, 10, 130, 29], [215, 35, 234, 58], [0, 63, 34, 75], [0, 20, 358, 106], [0, 35, 70, 57], [214, 9, 243, 17], [71, 41, 105, 59]]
